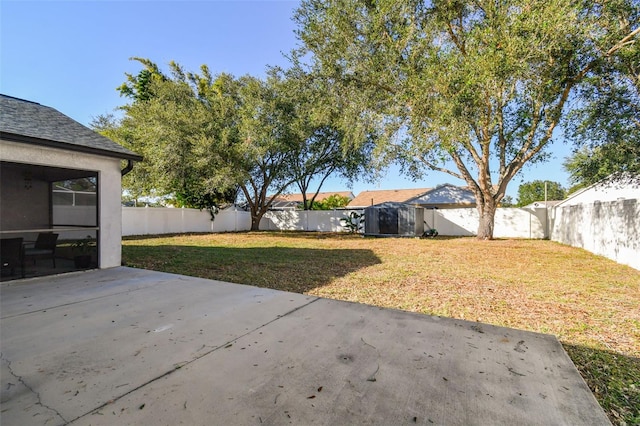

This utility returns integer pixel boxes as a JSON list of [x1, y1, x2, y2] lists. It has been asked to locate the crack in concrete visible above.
[[1, 351, 68, 424], [69, 296, 321, 424]]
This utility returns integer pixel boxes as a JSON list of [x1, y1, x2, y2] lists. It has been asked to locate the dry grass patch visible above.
[[123, 232, 639, 424]]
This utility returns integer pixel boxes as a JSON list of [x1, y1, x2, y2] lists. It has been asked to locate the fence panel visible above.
[[212, 209, 252, 232], [550, 199, 639, 270], [121, 201, 638, 270], [261, 210, 364, 232], [429, 208, 546, 238], [122, 207, 251, 236], [123, 207, 546, 237]]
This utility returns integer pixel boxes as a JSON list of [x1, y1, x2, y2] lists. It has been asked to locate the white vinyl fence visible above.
[[550, 199, 640, 270], [425, 207, 548, 239], [122, 206, 547, 237], [122, 207, 252, 235], [260, 209, 365, 232], [122, 201, 639, 270]]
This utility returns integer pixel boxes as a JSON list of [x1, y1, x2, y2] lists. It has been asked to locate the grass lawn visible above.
[[122, 232, 639, 425]]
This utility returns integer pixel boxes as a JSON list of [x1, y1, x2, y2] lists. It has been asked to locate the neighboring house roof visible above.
[[270, 191, 355, 209], [275, 191, 355, 203], [348, 184, 476, 208], [408, 184, 476, 206], [0, 94, 142, 161], [348, 188, 432, 207]]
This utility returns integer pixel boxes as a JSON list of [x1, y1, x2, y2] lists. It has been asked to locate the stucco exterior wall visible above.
[[0, 165, 50, 230], [1, 139, 123, 268]]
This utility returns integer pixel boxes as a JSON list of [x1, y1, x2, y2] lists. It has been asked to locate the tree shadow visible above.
[[122, 244, 381, 293], [562, 343, 640, 425]]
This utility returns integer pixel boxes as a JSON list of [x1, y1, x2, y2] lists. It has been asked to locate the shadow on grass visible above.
[[253, 231, 472, 241], [563, 343, 640, 425], [122, 231, 473, 242], [122, 244, 381, 293]]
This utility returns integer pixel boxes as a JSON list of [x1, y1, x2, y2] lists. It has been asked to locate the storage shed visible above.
[[364, 202, 424, 237]]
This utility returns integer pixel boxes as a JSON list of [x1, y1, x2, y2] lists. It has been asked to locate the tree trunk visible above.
[[250, 213, 263, 231], [476, 198, 497, 240]]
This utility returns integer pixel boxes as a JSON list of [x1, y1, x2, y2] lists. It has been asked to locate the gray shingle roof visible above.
[[0, 94, 142, 161]]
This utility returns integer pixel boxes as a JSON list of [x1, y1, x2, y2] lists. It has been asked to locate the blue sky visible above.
[[1, 0, 573, 200]]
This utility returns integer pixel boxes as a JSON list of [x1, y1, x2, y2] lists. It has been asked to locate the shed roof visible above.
[[408, 184, 476, 206], [365, 201, 422, 209], [0, 94, 142, 161]]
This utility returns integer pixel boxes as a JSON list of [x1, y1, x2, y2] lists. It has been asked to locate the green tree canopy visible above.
[[109, 61, 241, 212], [564, 144, 640, 192], [309, 193, 352, 210], [294, 0, 639, 239], [273, 64, 375, 210], [516, 180, 566, 207], [101, 58, 370, 229], [565, 1, 640, 188]]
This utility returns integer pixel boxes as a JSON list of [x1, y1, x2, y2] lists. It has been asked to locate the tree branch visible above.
[[448, 150, 482, 198], [447, 21, 467, 55], [415, 154, 465, 181], [606, 27, 640, 56]]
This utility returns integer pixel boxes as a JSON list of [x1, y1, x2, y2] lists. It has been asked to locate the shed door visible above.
[[379, 209, 398, 234]]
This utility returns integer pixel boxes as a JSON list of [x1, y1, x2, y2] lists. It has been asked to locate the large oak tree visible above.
[[104, 59, 371, 229], [294, 0, 639, 239]]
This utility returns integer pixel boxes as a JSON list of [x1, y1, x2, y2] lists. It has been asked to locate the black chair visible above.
[[24, 233, 58, 268], [1, 237, 25, 278]]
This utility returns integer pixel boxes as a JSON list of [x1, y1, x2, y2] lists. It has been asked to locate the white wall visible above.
[[550, 199, 640, 270], [53, 206, 97, 227], [123, 207, 546, 237], [121, 202, 639, 270], [260, 210, 363, 232], [1, 139, 123, 269], [122, 207, 252, 235], [559, 178, 640, 206], [426, 207, 547, 238]]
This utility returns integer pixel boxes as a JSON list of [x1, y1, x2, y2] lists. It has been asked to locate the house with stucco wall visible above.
[[0, 94, 141, 277], [348, 184, 475, 209]]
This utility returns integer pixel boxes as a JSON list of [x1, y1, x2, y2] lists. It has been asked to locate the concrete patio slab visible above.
[[1, 267, 609, 425]]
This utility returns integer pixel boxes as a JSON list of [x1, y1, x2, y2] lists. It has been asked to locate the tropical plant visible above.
[[341, 211, 364, 233]]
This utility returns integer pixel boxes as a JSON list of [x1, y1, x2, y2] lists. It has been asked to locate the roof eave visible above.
[[1, 131, 143, 162]]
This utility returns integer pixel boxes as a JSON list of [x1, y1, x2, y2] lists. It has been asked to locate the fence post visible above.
[[144, 205, 149, 235]]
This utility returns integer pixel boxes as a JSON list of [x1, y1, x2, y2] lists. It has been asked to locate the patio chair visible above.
[[1, 237, 25, 278], [24, 233, 58, 268]]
